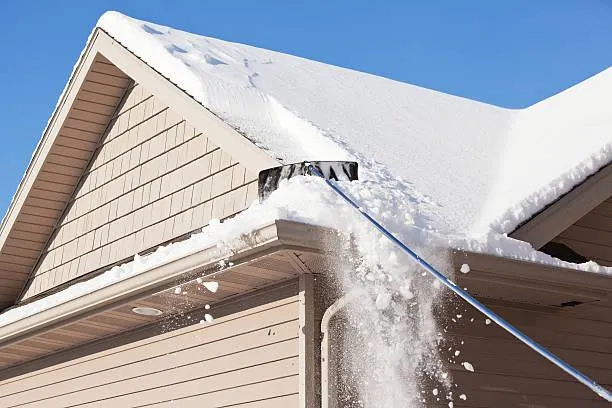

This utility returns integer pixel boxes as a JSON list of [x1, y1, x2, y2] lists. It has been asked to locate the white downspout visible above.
[[321, 289, 360, 408]]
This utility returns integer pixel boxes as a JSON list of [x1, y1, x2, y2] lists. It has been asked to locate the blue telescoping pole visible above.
[[307, 164, 612, 402]]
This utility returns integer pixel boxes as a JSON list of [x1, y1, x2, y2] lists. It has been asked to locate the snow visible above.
[[462, 362, 475, 372], [98, 11, 611, 240], [459, 264, 470, 274], [202, 281, 219, 293]]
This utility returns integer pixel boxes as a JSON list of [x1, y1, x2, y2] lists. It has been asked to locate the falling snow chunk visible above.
[[460, 394, 467, 400], [433, 388, 439, 396], [462, 362, 475, 372], [204, 314, 214, 322], [485, 318, 491, 325], [454, 350, 460, 356], [375, 292, 392, 310], [203, 281, 219, 293], [204, 304, 210, 310], [174, 287, 182, 295], [448, 402, 454, 408], [460, 264, 470, 274], [196, 277, 203, 284]]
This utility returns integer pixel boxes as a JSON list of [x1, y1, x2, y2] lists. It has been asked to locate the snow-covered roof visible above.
[[1, 11, 611, 331], [98, 12, 611, 238]]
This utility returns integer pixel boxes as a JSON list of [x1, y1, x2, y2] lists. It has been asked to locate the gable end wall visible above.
[[22, 83, 259, 299]]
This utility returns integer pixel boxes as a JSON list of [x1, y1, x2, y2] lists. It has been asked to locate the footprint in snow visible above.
[[204, 54, 228, 66], [247, 72, 260, 87], [166, 44, 188, 55], [141, 24, 164, 35]]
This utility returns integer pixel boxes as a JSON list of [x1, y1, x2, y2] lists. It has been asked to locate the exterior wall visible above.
[[0, 289, 299, 407], [555, 196, 612, 266], [23, 83, 259, 299], [436, 300, 612, 408], [321, 293, 612, 408]]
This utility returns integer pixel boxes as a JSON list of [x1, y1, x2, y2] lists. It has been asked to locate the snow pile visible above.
[[98, 11, 611, 237]]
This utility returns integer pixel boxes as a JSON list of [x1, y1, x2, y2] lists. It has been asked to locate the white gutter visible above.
[[0, 220, 326, 348]]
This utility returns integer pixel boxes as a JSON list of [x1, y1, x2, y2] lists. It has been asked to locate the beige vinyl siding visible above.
[[555, 197, 612, 266], [323, 296, 611, 407], [440, 300, 612, 407], [23, 83, 260, 299], [0, 295, 299, 407]]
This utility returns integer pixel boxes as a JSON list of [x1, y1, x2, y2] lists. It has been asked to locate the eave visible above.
[[510, 161, 612, 250], [0, 219, 610, 371], [0, 220, 333, 370]]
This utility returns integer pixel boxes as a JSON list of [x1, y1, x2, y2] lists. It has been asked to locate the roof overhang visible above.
[[0, 219, 610, 370], [510, 161, 612, 249], [0, 220, 334, 369]]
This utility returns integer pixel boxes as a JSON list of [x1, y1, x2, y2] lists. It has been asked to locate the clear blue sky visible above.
[[0, 1, 611, 215]]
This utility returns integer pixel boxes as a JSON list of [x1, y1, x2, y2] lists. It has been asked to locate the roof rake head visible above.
[[258, 161, 358, 202]]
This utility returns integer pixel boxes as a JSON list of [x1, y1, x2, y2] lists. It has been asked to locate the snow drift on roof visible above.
[[97, 12, 611, 237]]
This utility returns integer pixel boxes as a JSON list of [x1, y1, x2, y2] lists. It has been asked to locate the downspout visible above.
[[321, 289, 360, 408]]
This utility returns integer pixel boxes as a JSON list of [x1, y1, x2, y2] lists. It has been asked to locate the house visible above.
[[0, 10, 610, 407]]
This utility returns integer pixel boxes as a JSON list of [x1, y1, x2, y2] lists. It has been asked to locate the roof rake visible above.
[[257, 161, 612, 403]]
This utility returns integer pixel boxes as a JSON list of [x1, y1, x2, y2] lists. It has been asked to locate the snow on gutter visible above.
[[0, 219, 331, 347]]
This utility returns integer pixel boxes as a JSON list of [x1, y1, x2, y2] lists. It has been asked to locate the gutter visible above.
[[0, 219, 334, 349]]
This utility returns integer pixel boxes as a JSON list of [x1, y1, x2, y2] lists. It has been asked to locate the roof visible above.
[[98, 11, 611, 237], [0, 11, 610, 310]]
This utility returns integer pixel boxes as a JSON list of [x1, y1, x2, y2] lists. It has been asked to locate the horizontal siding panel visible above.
[[560, 224, 612, 247], [81, 80, 126, 98], [133, 376, 298, 408], [28, 81, 260, 296], [59, 126, 102, 142], [69, 108, 111, 126], [76, 90, 122, 107], [62, 118, 107, 136], [560, 238, 612, 264], [0, 298, 297, 392], [22, 347, 298, 408], [90, 62, 129, 79], [28, 188, 71, 204], [0, 297, 299, 408], [9, 229, 49, 244], [85, 71, 132, 88], [73, 99, 118, 116], [30, 180, 74, 196], [50, 144, 95, 161], [36, 170, 81, 187], [3, 323, 299, 406], [4, 237, 46, 251], [39, 162, 83, 178], [452, 390, 609, 408]]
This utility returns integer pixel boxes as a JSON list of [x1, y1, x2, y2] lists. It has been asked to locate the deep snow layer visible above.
[[98, 11, 611, 237]]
